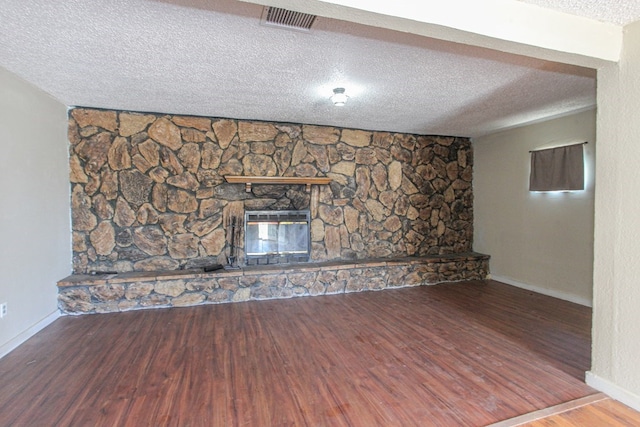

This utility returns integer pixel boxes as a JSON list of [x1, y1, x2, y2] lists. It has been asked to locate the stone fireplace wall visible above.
[[69, 108, 473, 274]]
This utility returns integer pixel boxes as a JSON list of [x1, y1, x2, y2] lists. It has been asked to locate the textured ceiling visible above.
[[517, 0, 640, 25], [1, 0, 633, 137]]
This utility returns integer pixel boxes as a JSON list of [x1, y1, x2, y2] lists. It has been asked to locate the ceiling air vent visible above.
[[261, 6, 316, 32]]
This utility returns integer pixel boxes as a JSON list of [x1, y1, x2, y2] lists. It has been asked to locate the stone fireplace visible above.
[[68, 107, 476, 273], [59, 107, 489, 314]]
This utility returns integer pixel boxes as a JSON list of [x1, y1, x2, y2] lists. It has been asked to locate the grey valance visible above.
[[529, 143, 585, 191]]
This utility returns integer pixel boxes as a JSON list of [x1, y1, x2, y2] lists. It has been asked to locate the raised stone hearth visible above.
[[58, 253, 489, 314]]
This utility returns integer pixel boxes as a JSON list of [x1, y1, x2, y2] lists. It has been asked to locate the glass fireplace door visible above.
[[244, 210, 310, 265]]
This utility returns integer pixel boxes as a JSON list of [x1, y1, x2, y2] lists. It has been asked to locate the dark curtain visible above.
[[529, 143, 585, 191]]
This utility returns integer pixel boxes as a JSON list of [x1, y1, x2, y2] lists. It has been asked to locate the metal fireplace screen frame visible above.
[[244, 210, 311, 265]]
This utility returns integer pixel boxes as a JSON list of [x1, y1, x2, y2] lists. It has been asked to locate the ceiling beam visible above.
[[244, 0, 622, 68]]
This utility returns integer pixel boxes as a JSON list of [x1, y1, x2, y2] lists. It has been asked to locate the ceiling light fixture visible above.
[[331, 87, 348, 106]]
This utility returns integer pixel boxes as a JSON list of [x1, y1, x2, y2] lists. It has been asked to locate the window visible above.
[[529, 143, 585, 192]]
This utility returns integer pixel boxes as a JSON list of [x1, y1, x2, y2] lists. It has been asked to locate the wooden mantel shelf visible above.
[[225, 176, 332, 193]]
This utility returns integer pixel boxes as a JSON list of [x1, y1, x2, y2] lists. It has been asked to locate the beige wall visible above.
[[0, 67, 70, 357], [587, 20, 640, 408], [473, 110, 596, 305]]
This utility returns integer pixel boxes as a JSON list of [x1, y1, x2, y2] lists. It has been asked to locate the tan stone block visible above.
[[119, 112, 155, 137], [295, 163, 318, 177], [372, 132, 393, 148], [371, 163, 388, 191], [242, 154, 277, 176], [107, 136, 131, 170], [274, 132, 292, 148], [137, 203, 159, 225], [330, 161, 355, 177], [212, 119, 237, 149], [90, 284, 124, 302], [238, 121, 279, 142], [365, 199, 387, 222], [355, 166, 370, 200], [307, 144, 330, 172], [218, 159, 243, 176], [310, 218, 324, 242], [138, 139, 160, 166], [324, 225, 341, 259], [72, 231, 87, 252], [172, 115, 212, 132], [180, 128, 206, 143], [71, 185, 97, 231], [384, 215, 403, 232], [155, 280, 186, 297], [148, 117, 182, 150], [303, 125, 339, 145], [172, 293, 206, 307], [178, 143, 201, 173], [92, 193, 113, 220], [201, 228, 226, 256], [343, 205, 359, 234], [132, 154, 153, 173], [341, 129, 371, 147], [388, 161, 402, 191], [126, 282, 154, 299], [340, 224, 350, 248], [355, 148, 377, 165], [75, 132, 112, 174], [151, 183, 168, 212], [133, 227, 167, 256], [199, 199, 224, 219], [188, 215, 222, 237], [158, 213, 187, 234], [69, 155, 88, 183], [249, 141, 276, 155], [168, 233, 199, 259], [71, 109, 118, 131], [196, 188, 215, 199], [400, 176, 419, 195], [318, 205, 344, 226], [167, 188, 198, 213], [159, 146, 184, 175], [232, 287, 251, 302], [167, 172, 199, 192], [201, 142, 223, 169], [273, 148, 292, 175]]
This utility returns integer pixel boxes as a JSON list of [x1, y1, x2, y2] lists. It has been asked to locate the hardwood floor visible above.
[[0, 280, 598, 426]]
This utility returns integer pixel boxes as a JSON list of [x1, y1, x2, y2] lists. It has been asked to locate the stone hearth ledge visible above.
[[57, 253, 490, 315]]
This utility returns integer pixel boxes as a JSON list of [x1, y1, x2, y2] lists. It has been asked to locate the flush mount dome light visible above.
[[330, 87, 348, 106]]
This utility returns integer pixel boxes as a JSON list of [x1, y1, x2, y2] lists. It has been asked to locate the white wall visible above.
[[473, 110, 596, 306], [587, 20, 640, 409], [0, 67, 70, 357]]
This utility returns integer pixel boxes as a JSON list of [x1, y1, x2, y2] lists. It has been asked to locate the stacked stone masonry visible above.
[[69, 108, 475, 273], [58, 254, 490, 314]]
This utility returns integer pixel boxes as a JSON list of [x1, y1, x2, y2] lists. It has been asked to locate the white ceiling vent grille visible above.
[[261, 6, 316, 32]]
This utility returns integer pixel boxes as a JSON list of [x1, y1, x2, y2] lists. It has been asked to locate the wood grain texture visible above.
[[0, 280, 596, 426], [492, 394, 640, 427]]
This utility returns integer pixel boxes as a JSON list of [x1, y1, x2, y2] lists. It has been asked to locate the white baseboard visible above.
[[586, 371, 640, 412], [491, 275, 592, 307], [0, 310, 60, 359]]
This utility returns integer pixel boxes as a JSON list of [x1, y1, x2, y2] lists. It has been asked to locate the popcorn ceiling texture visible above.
[[0, 0, 597, 138], [518, 0, 640, 25]]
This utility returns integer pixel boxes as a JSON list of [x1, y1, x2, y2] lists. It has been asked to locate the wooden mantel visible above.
[[225, 176, 332, 193]]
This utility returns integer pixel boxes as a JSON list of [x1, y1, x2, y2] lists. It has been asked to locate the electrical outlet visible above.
[[0, 303, 7, 318]]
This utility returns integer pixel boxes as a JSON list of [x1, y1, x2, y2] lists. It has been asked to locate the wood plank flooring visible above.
[[488, 393, 640, 426], [0, 280, 597, 426]]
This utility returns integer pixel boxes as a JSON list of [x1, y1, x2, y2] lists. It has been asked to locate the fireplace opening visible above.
[[244, 210, 311, 265]]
